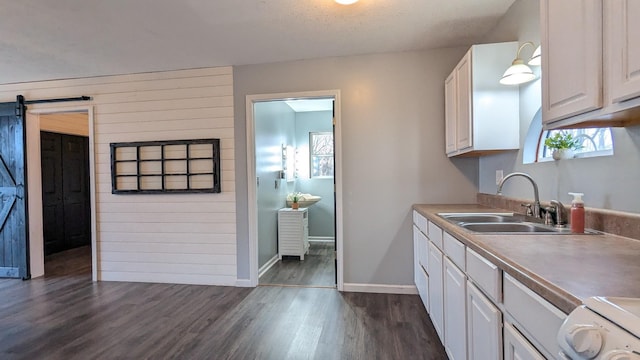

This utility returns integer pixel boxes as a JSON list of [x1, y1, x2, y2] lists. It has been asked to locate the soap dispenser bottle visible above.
[[568, 192, 585, 233]]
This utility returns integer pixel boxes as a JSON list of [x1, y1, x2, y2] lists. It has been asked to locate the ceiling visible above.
[[0, 0, 516, 85]]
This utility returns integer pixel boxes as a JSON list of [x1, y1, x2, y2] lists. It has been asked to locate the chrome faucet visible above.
[[549, 200, 568, 227], [497, 172, 542, 218]]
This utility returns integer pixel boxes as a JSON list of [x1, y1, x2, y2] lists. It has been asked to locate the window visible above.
[[537, 128, 613, 161], [309, 132, 334, 178]]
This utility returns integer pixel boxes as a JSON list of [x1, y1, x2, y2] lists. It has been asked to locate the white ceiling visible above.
[[0, 0, 516, 85]]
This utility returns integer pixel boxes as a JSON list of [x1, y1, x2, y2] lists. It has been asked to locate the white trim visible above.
[[26, 105, 98, 281], [309, 236, 335, 242], [235, 279, 253, 287], [246, 90, 344, 291], [342, 283, 419, 295], [258, 254, 280, 278]]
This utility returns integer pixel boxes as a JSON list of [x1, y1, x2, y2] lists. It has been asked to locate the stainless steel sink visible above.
[[460, 222, 562, 233], [440, 213, 522, 223], [438, 212, 596, 234]]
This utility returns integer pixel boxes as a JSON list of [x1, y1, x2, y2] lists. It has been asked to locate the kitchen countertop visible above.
[[413, 204, 640, 314]]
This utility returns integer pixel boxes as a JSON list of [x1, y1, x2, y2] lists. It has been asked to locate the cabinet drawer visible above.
[[466, 247, 501, 303], [427, 221, 443, 250], [443, 232, 465, 271], [413, 210, 428, 235], [503, 273, 566, 360]]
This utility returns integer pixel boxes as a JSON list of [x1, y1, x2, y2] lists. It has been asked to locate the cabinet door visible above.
[[413, 225, 421, 287], [541, 0, 603, 123], [467, 281, 502, 360], [456, 50, 472, 150], [607, 0, 640, 103], [503, 322, 545, 360], [444, 258, 467, 360], [445, 71, 458, 154], [428, 241, 445, 342]]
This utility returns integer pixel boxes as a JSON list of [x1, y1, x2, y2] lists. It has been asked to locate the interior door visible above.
[[62, 134, 90, 248], [332, 100, 337, 285], [41, 132, 64, 255], [0, 98, 29, 279], [41, 131, 90, 255]]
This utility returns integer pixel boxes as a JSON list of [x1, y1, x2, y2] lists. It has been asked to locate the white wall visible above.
[[234, 49, 479, 285], [254, 101, 296, 268], [0, 67, 237, 285], [479, 0, 640, 214]]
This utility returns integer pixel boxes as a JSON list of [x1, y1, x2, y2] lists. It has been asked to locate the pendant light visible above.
[[335, 0, 358, 4], [500, 42, 537, 85], [528, 45, 542, 66]]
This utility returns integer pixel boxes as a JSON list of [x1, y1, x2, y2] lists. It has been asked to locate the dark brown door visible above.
[[0, 99, 29, 279], [41, 131, 90, 255]]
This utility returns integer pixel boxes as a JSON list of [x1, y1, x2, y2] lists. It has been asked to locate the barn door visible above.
[[0, 97, 29, 279]]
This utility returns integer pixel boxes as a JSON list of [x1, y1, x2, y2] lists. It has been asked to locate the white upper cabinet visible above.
[[541, 0, 603, 124], [445, 42, 520, 157], [607, 0, 640, 104], [542, 0, 640, 128], [445, 72, 458, 154]]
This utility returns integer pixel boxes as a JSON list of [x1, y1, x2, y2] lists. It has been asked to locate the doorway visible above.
[[25, 108, 97, 280], [246, 90, 344, 290]]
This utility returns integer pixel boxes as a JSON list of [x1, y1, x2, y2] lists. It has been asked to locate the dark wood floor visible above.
[[260, 242, 335, 287], [0, 246, 447, 360]]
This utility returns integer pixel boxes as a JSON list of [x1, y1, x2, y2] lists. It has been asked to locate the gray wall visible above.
[[254, 101, 296, 268], [234, 49, 479, 284], [478, 0, 640, 214], [294, 111, 335, 238]]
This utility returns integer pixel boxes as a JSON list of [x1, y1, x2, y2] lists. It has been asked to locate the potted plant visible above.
[[291, 194, 299, 209], [544, 133, 582, 160]]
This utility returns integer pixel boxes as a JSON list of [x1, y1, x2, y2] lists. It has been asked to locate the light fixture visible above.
[[528, 45, 541, 66], [500, 42, 537, 85], [335, 0, 358, 4]]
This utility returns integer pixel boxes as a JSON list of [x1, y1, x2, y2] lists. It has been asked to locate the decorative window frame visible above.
[[110, 138, 221, 194]]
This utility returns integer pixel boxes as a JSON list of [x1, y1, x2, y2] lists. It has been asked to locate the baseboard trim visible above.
[[309, 236, 335, 243], [258, 255, 280, 278], [342, 283, 418, 295], [235, 279, 254, 287]]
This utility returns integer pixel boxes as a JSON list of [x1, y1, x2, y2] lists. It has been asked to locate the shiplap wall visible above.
[[0, 67, 237, 285]]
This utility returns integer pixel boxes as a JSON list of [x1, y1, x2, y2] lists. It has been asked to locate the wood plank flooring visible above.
[[260, 242, 335, 287], [0, 246, 447, 360]]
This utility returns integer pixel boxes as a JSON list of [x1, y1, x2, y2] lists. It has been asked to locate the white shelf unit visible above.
[[277, 208, 309, 260]]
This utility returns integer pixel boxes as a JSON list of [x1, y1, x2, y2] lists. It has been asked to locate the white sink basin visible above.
[[286, 195, 322, 208]]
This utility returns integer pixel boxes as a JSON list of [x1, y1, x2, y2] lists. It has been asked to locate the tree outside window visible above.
[[310, 132, 334, 178]]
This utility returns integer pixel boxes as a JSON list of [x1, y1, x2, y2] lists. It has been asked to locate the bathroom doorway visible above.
[[246, 90, 343, 289]]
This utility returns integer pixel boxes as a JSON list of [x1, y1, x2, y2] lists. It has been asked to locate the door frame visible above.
[[25, 105, 97, 280], [245, 90, 344, 290]]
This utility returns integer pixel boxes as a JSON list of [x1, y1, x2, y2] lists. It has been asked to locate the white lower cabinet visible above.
[[415, 218, 565, 360], [444, 258, 467, 360], [467, 281, 502, 360], [277, 208, 309, 259], [503, 273, 566, 359], [413, 224, 429, 312], [503, 322, 545, 360], [428, 241, 445, 341]]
